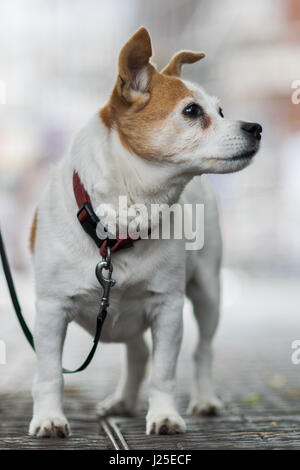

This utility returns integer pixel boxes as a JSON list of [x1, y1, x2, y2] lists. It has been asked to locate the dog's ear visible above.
[[116, 27, 153, 108], [162, 51, 205, 77]]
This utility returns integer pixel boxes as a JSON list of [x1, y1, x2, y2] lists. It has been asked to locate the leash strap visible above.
[[0, 228, 113, 374], [0, 229, 35, 349], [63, 304, 108, 374]]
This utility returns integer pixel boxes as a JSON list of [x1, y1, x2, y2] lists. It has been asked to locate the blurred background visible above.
[[1, 0, 300, 398], [1, 0, 300, 270]]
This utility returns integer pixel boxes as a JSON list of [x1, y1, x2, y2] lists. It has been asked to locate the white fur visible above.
[[29, 79, 260, 437]]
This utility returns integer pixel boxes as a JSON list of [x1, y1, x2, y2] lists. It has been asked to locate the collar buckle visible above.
[[77, 202, 104, 248]]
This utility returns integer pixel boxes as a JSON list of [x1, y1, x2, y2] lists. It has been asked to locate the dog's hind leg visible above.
[[186, 259, 223, 416], [29, 298, 70, 437], [97, 334, 149, 417]]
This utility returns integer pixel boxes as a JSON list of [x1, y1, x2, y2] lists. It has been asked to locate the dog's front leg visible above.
[[29, 299, 70, 438], [146, 296, 186, 435]]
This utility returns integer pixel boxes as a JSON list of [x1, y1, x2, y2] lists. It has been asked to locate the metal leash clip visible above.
[[95, 246, 116, 312]]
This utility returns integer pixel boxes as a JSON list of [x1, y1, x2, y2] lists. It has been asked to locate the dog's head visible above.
[[100, 27, 262, 174]]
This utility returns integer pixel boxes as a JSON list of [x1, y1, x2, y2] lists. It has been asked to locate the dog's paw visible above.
[[146, 412, 186, 435], [29, 414, 70, 438], [188, 396, 223, 417], [96, 396, 135, 417]]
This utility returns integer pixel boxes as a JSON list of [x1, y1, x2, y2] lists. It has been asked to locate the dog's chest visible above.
[[64, 237, 184, 342], [70, 277, 153, 342]]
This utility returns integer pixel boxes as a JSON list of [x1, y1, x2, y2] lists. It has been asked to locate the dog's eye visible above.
[[182, 104, 203, 118], [219, 107, 224, 118]]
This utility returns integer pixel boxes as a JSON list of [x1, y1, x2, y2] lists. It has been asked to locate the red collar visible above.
[[73, 171, 138, 257]]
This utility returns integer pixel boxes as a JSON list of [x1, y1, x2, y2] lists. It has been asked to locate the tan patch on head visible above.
[[29, 210, 38, 253], [100, 71, 193, 159], [118, 73, 193, 159], [98, 28, 206, 160]]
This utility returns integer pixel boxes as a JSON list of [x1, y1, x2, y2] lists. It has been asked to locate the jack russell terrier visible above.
[[29, 27, 262, 437]]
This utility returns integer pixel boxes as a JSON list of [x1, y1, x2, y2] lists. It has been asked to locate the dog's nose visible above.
[[241, 122, 262, 140]]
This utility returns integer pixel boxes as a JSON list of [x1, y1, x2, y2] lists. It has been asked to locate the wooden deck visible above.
[[1, 270, 300, 449], [1, 387, 300, 450]]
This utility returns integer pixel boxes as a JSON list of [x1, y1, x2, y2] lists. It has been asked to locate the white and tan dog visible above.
[[29, 27, 262, 437]]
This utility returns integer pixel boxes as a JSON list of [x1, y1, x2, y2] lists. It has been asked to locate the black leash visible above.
[[0, 228, 115, 374], [0, 230, 35, 349]]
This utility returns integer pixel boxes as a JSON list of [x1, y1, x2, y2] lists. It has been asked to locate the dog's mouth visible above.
[[204, 147, 259, 165], [202, 146, 259, 174], [225, 148, 257, 162]]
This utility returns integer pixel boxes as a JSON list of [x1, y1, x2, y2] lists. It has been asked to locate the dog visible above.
[[28, 27, 262, 437]]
